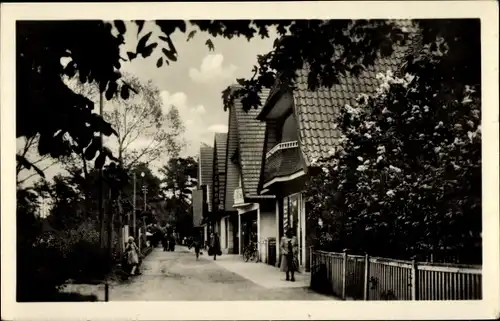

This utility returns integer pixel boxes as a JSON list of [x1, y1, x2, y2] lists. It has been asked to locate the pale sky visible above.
[[17, 21, 277, 185], [120, 21, 276, 156]]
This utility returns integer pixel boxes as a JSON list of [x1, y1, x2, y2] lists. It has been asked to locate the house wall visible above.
[[220, 217, 227, 253], [217, 215, 235, 254], [265, 120, 279, 152], [227, 216, 235, 253], [259, 209, 276, 263], [282, 113, 299, 142]]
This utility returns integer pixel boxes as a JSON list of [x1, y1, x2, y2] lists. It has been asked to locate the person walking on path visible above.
[[162, 232, 168, 251], [192, 235, 202, 260], [280, 228, 298, 282], [125, 236, 142, 276], [210, 232, 222, 260], [168, 233, 176, 251]]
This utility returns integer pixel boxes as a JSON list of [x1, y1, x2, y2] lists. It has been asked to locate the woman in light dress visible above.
[[280, 228, 298, 281], [125, 236, 141, 275]]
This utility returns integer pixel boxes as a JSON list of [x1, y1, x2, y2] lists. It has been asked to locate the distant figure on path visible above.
[[208, 232, 214, 256], [193, 235, 202, 260], [162, 232, 169, 251], [125, 236, 141, 276], [210, 232, 222, 260], [168, 233, 176, 251], [280, 228, 298, 282]]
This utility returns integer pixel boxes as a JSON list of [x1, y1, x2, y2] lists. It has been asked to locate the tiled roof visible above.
[[234, 89, 270, 198], [214, 133, 227, 209], [199, 144, 214, 212], [214, 133, 228, 174], [224, 95, 240, 211], [199, 144, 214, 186], [294, 21, 418, 164]]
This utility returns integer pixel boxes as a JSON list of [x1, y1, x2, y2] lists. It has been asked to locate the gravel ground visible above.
[[63, 246, 333, 301]]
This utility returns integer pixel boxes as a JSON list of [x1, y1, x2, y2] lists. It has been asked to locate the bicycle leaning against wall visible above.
[[243, 241, 259, 262], [243, 241, 267, 263]]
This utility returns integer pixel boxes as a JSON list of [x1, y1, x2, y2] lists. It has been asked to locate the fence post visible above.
[[411, 259, 419, 300], [342, 250, 348, 300], [363, 253, 370, 300]]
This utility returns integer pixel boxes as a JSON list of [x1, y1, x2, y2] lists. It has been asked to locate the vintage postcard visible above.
[[1, 1, 499, 320]]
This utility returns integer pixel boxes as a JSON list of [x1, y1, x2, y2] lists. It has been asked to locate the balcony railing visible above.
[[263, 142, 302, 185], [266, 140, 299, 159]]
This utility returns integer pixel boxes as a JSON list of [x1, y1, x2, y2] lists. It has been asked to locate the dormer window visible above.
[[281, 112, 298, 143], [266, 111, 299, 159]]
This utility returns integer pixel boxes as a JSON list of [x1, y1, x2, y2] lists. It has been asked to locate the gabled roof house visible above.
[[234, 89, 274, 202], [212, 132, 228, 215], [258, 23, 417, 195], [224, 87, 276, 260], [225, 87, 274, 207], [196, 143, 214, 233]]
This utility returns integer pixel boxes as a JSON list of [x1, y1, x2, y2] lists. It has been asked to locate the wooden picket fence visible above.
[[310, 248, 482, 300]]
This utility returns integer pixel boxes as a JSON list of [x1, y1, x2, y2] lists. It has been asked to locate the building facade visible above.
[[225, 87, 276, 262], [212, 132, 235, 253], [256, 34, 414, 270], [198, 144, 214, 243], [190, 20, 417, 271]]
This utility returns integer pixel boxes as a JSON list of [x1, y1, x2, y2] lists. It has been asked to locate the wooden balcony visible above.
[[262, 140, 303, 188]]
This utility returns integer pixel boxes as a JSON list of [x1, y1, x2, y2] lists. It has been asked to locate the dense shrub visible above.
[[16, 216, 119, 301], [306, 67, 481, 263], [17, 234, 71, 301], [67, 240, 109, 282]]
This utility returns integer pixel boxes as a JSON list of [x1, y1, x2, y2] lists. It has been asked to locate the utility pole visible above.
[[142, 185, 148, 212], [143, 216, 147, 248], [140, 183, 148, 250], [118, 190, 124, 254], [133, 172, 136, 238]]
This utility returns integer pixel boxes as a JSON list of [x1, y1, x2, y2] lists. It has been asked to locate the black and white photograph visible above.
[[1, 1, 499, 320]]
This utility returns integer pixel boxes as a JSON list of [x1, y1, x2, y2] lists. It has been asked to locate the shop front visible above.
[[241, 211, 258, 250], [233, 187, 259, 255], [217, 213, 238, 254], [278, 192, 307, 270]]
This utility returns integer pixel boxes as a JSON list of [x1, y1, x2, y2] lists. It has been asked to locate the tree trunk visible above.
[[117, 191, 124, 261]]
